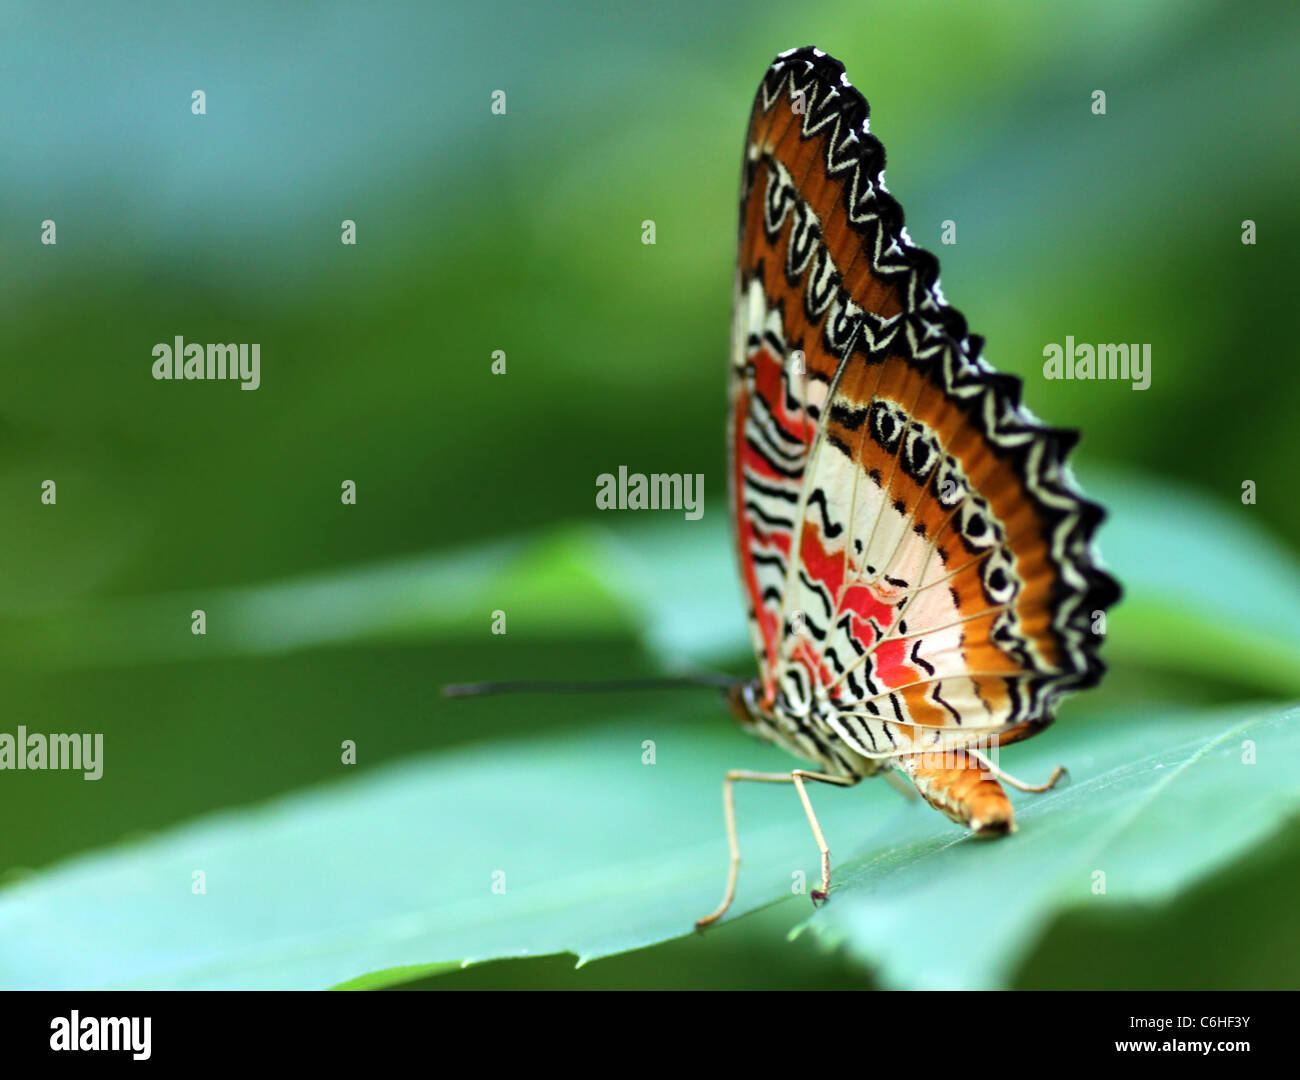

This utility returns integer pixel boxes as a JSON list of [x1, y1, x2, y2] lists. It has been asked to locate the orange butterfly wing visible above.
[[729, 48, 1118, 759]]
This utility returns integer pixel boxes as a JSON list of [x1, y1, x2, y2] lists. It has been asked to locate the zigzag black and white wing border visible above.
[[755, 46, 1122, 708]]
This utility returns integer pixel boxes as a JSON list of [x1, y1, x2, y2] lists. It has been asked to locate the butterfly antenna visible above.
[[442, 674, 741, 699]]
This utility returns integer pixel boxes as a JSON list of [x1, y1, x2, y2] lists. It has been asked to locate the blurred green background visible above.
[[1, 0, 1297, 989]]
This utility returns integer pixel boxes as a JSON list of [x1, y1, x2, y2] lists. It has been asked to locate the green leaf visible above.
[[801, 701, 1300, 988], [330, 962, 460, 991], [0, 700, 823, 989], [0, 700, 1293, 989]]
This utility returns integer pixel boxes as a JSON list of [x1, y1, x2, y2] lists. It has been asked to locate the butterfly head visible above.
[[724, 679, 764, 728]]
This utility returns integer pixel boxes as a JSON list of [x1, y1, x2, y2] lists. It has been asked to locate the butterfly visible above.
[[693, 47, 1120, 928]]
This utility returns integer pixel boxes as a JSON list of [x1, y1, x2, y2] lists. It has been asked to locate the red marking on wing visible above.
[[789, 522, 919, 701], [873, 638, 915, 689], [798, 521, 843, 596], [841, 583, 896, 629], [751, 346, 811, 446]]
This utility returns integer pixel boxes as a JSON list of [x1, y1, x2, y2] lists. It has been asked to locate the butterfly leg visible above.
[[695, 769, 855, 931], [791, 770, 858, 904], [965, 748, 1068, 793], [894, 754, 1016, 836]]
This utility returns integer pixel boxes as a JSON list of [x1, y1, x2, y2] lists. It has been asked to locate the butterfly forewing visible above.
[[730, 48, 1118, 762]]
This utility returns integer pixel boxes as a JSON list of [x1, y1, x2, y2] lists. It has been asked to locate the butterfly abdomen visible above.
[[897, 755, 1015, 836]]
